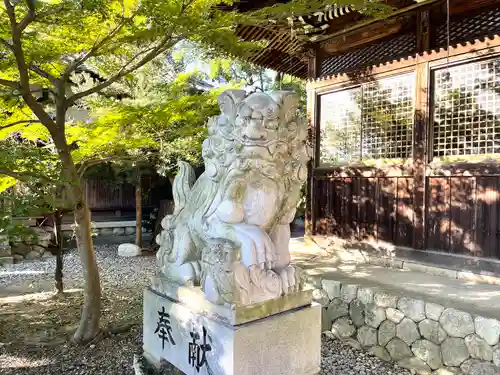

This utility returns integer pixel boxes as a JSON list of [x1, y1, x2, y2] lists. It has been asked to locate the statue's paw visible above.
[[234, 224, 276, 268], [279, 265, 303, 295]]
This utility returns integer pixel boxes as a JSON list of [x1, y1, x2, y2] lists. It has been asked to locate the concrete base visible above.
[[143, 287, 321, 375]]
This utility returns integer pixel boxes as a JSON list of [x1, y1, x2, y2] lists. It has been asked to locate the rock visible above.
[[475, 317, 500, 346], [32, 245, 46, 254], [349, 299, 365, 327], [387, 308, 405, 324], [465, 334, 493, 361], [113, 227, 126, 236], [357, 287, 374, 305], [12, 254, 24, 263], [369, 346, 392, 362], [342, 337, 362, 350], [397, 318, 420, 346], [327, 298, 349, 322], [322, 280, 342, 300], [440, 309, 474, 338], [374, 292, 399, 308], [25, 250, 41, 260], [460, 359, 500, 375], [419, 319, 447, 344], [398, 297, 426, 322], [0, 257, 13, 265], [379, 320, 396, 347], [398, 357, 432, 375], [341, 284, 358, 303], [442, 337, 470, 367], [125, 227, 136, 236], [412, 339, 443, 370], [42, 251, 53, 259], [11, 243, 32, 256], [365, 303, 386, 328], [312, 288, 330, 307], [100, 228, 113, 236], [386, 337, 413, 361], [331, 317, 356, 339], [117, 243, 141, 257], [426, 303, 445, 321], [432, 368, 461, 375], [493, 346, 500, 367], [357, 325, 378, 348]]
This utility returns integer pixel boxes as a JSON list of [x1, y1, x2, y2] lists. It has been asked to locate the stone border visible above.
[[311, 277, 500, 375]]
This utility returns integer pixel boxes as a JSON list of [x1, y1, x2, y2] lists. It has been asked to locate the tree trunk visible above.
[[72, 201, 101, 343], [54, 210, 63, 294], [51, 126, 101, 344], [135, 173, 143, 248]]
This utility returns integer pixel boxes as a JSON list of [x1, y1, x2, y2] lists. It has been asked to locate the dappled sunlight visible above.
[[0, 354, 55, 369], [0, 288, 83, 305], [0, 270, 45, 278]]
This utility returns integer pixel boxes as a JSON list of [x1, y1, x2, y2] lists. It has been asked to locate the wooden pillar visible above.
[[412, 61, 429, 250], [417, 9, 431, 53]]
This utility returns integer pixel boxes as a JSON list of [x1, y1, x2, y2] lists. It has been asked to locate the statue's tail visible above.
[[172, 161, 196, 215]]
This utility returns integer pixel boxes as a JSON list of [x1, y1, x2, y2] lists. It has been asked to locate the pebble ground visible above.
[[1, 245, 412, 375]]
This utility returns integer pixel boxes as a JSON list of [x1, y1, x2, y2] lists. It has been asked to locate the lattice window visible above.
[[319, 74, 415, 165], [319, 32, 417, 77], [432, 58, 500, 157]]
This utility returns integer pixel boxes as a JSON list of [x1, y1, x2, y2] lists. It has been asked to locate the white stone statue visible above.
[[156, 90, 310, 306]]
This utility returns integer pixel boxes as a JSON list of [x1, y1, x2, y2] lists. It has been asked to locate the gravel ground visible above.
[[1, 245, 411, 375]]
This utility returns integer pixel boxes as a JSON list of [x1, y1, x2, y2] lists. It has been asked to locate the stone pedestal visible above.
[[143, 282, 321, 375]]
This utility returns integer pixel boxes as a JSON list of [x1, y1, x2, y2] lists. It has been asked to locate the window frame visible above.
[[315, 71, 416, 168]]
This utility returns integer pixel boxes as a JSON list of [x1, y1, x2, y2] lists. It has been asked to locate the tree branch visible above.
[[0, 78, 19, 89], [62, 19, 128, 80], [29, 64, 59, 86], [0, 120, 40, 131], [66, 36, 176, 106], [0, 168, 52, 183]]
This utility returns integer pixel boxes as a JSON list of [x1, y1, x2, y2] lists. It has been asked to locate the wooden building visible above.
[[235, 0, 500, 271]]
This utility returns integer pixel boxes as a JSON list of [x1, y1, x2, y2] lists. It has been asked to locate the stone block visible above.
[[397, 357, 432, 375], [398, 297, 426, 322], [125, 227, 136, 236], [439, 309, 474, 338], [25, 250, 41, 260], [412, 339, 443, 370], [327, 298, 348, 322], [386, 308, 405, 324], [321, 280, 341, 300], [474, 316, 500, 346], [340, 284, 358, 304], [143, 288, 321, 375], [357, 325, 378, 348], [432, 368, 461, 375], [32, 245, 46, 254], [11, 243, 31, 256], [460, 359, 499, 375], [465, 334, 493, 361], [118, 243, 141, 257], [379, 320, 396, 347], [0, 256, 13, 265], [365, 303, 386, 329], [349, 299, 365, 327], [331, 317, 356, 339], [113, 227, 126, 236], [441, 337, 470, 367], [419, 319, 447, 345], [321, 308, 331, 333], [386, 337, 413, 361], [374, 292, 398, 308], [397, 318, 420, 346], [312, 289, 330, 307], [426, 303, 445, 321], [368, 346, 391, 362], [342, 337, 362, 350], [357, 287, 374, 305], [100, 228, 113, 236], [12, 254, 24, 263]]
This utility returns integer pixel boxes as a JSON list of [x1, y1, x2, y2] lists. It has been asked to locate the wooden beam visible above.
[[322, 17, 405, 54]]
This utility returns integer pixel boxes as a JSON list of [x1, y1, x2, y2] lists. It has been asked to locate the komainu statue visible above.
[[156, 90, 310, 306]]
